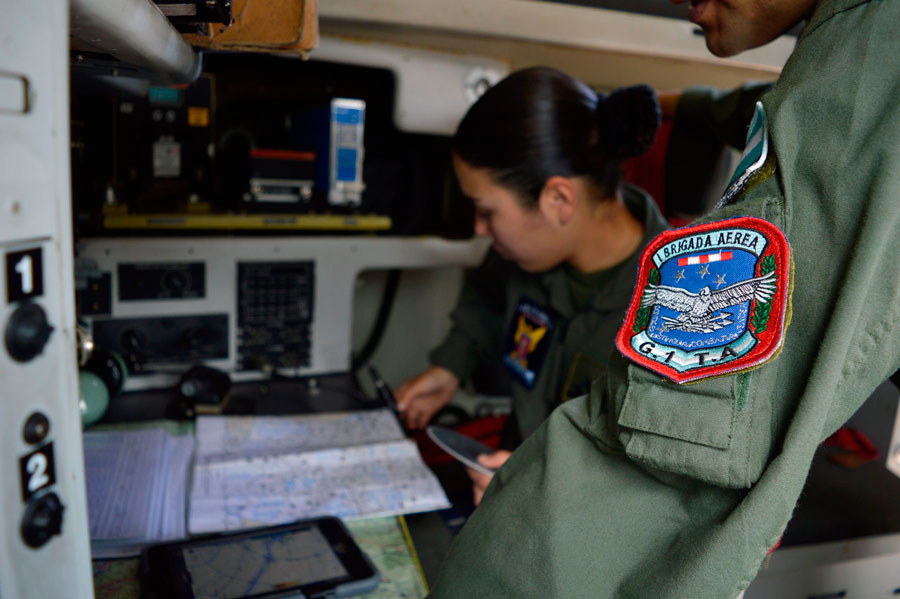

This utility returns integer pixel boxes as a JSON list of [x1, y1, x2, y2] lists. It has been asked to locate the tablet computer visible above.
[[426, 425, 497, 476], [140, 516, 380, 599]]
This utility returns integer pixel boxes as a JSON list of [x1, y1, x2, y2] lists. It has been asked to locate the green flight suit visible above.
[[428, 0, 900, 597], [430, 186, 669, 442]]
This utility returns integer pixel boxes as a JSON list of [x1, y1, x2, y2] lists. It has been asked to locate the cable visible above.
[[351, 269, 402, 372]]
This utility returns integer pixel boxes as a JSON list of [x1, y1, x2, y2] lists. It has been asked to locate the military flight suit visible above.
[[430, 186, 669, 442], [428, 0, 900, 597]]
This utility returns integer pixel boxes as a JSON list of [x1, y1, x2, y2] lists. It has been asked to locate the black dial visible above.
[[4, 302, 54, 362], [120, 328, 147, 354], [21, 491, 64, 549], [161, 269, 192, 295]]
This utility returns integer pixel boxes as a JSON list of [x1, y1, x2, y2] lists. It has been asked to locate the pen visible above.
[[368, 366, 412, 435], [368, 365, 402, 417]]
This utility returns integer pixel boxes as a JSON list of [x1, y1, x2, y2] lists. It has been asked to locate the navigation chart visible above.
[[189, 410, 450, 534]]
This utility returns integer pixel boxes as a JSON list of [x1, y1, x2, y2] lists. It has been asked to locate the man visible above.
[[427, 0, 900, 597]]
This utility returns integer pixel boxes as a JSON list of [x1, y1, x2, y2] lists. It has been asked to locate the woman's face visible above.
[[453, 156, 567, 272]]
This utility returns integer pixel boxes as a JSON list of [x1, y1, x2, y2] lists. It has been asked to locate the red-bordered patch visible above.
[[616, 217, 792, 384]]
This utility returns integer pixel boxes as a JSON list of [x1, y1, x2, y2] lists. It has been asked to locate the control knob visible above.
[[4, 302, 54, 362], [20, 491, 64, 549]]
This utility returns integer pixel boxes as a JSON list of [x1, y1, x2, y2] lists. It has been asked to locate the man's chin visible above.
[[705, 29, 782, 58], [704, 35, 741, 58]]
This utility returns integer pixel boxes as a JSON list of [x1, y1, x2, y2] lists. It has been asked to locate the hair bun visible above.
[[599, 84, 661, 159]]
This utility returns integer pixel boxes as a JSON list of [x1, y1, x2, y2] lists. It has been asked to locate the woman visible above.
[[395, 66, 668, 502]]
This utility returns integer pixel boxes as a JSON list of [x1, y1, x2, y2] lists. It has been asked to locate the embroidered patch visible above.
[[616, 217, 792, 384], [716, 101, 769, 210], [503, 296, 555, 389]]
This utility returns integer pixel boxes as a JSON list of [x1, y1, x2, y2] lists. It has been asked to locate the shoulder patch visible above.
[[616, 217, 792, 384], [503, 296, 556, 389]]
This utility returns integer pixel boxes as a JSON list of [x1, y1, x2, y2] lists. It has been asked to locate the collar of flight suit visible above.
[[802, 0, 874, 42]]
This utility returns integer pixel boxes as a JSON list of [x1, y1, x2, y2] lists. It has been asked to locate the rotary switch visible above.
[[4, 301, 54, 362], [20, 491, 64, 549]]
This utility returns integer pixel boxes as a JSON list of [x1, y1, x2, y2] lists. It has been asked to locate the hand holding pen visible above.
[[392, 366, 459, 430]]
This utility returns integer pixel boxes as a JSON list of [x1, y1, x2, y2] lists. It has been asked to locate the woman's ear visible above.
[[538, 176, 578, 226]]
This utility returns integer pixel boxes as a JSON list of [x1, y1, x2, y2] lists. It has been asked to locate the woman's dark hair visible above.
[[452, 66, 661, 207]]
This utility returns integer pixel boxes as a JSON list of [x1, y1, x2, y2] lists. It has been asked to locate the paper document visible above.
[[83, 427, 194, 558], [194, 408, 406, 462], [189, 409, 449, 534]]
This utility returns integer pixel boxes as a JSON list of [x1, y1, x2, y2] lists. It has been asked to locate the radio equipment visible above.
[[76, 236, 486, 389]]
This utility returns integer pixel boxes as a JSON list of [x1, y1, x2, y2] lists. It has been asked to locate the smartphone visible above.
[[140, 516, 380, 599]]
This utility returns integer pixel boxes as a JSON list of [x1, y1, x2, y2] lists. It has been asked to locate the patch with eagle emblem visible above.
[[616, 217, 792, 384], [503, 296, 555, 388]]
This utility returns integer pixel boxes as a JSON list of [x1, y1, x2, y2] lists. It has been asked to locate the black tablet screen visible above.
[[182, 525, 348, 598]]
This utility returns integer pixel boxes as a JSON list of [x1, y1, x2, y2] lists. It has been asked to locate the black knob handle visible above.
[[84, 349, 128, 396], [120, 329, 147, 354], [4, 302, 54, 363], [20, 491, 64, 549]]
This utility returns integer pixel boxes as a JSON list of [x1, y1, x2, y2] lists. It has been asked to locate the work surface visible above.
[[85, 383, 450, 598]]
